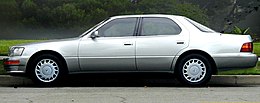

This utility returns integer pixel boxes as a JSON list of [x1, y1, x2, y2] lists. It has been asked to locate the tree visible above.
[[102, 0, 133, 16], [184, 0, 260, 32], [21, 0, 37, 18], [0, 0, 21, 24], [20, 0, 38, 27], [0, 0, 210, 39], [51, 3, 86, 28], [0, 0, 21, 35], [134, 0, 209, 25], [223, 0, 260, 31]]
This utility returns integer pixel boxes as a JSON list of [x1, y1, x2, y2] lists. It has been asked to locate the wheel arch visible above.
[[26, 50, 68, 74], [174, 50, 217, 75]]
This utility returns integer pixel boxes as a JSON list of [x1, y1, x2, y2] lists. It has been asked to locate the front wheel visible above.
[[29, 54, 65, 85], [176, 54, 212, 86]]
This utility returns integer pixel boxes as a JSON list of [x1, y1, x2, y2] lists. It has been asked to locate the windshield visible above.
[[185, 18, 215, 33], [79, 18, 109, 37]]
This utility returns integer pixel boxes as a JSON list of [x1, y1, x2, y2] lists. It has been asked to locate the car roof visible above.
[[110, 14, 185, 19]]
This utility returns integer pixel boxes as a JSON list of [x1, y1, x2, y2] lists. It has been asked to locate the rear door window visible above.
[[141, 17, 181, 36]]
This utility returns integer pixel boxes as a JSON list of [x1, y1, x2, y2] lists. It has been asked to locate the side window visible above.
[[141, 17, 181, 36], [98, 18, 137, 37]]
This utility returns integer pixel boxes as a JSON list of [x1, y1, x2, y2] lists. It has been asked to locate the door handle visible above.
[[124, 43, 133, 46], [124, 41, 133, 46], [177, 42, 184, 44]]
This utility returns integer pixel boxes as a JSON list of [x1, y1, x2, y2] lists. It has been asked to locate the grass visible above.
[[0, 61, 5, 74], [218, 62, 260, 75], [0, 40, 42, 56], [254, 42, 260, 57]]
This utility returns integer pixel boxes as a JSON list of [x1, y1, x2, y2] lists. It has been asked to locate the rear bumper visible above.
[[213, 53, 258, 70]]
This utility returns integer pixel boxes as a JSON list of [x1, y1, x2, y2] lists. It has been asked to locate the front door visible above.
[[79, 17, 138, 71]]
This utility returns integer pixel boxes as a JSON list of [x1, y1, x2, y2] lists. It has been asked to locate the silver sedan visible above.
[[3, 14, 258, 86]]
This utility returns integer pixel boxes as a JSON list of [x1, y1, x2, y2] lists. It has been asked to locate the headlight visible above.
[[9, 47, 25, 56]]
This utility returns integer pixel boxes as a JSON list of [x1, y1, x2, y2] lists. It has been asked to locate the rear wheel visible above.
[[176, 54, 212, 86], [29, 54, 65, 85]]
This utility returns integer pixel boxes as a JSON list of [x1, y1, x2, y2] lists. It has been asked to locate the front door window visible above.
[[98, 18, 137, 37]]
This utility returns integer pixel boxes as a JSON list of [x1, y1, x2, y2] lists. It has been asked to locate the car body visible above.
[[3, 14, 258, 86]]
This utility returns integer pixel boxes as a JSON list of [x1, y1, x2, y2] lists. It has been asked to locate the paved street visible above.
[[0, 86, 260, 103]]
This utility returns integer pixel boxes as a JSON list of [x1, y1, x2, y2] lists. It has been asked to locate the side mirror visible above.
[[90, 31, 100, 39]]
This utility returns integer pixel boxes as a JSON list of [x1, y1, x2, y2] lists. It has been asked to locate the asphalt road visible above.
[[0, 86, 260, 103]]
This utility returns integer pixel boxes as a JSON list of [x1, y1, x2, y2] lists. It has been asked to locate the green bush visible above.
[[231, 26, 250, 35]]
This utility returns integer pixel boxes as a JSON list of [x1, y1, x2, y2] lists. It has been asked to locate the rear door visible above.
[[136, 17, 189, 71]]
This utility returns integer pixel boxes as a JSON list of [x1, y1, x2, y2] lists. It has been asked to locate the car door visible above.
[[79, 17, 138, 71], [136, 17, 189, 71]]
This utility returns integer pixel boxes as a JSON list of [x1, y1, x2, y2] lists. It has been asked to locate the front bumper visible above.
[[3, 56, 28, 74], [213, 53, 258, 70]]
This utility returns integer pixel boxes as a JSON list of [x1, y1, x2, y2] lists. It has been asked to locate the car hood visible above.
[[15, 37, 81, 47], [13, 37, 81, 57]]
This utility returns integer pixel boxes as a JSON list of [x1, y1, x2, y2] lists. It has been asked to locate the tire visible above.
[[29, 54, 65, 86], [175, 54, 212, 86]]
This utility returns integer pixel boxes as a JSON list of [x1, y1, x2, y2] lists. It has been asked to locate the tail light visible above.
[[4, 60, 20, 65], [240, 42, 253, 52]]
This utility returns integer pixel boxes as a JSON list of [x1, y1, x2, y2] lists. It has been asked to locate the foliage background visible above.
[[0, 0, 259, 75], [0, 0, 259, 39]]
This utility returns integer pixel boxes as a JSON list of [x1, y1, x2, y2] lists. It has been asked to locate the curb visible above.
[[209, 75, 260, 85], [1, 75, 260, 87], [0, 75, 33, 87]]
